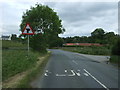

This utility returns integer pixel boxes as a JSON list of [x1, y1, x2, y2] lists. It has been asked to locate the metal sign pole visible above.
[[28, 35, 29, 56]]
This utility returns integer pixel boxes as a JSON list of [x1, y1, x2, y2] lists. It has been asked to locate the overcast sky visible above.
[[0, 0, 118, 37]]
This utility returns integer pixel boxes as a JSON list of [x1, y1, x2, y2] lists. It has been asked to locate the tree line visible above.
[[62, 28, 119, 46]]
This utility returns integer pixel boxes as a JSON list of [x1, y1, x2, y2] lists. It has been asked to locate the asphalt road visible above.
[[31, 49, 119, 89]]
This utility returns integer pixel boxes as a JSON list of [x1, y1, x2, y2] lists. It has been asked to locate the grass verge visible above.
[[2, 40, 51, 88], [2, 51, 51, 88], [110, 55, 120, 67], [2, 50, 40, 81], [16, 51, 51, 88]]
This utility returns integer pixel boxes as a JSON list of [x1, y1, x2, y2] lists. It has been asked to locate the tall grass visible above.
[[2, 50, 40, 81], [2, 40, 51, 88], [2, 40, 43, 81]]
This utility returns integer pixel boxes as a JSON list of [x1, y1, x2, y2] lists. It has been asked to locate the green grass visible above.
[[2, 40, 45, 81], [2, 40, 51, 88], [61, 46, 111, 55], [2, 40, 26, 48], [2, 50, 40, 81], [16, 52, 51, 88]]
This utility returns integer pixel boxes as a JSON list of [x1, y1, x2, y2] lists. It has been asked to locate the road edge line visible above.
[[83, 69, 109, 90]]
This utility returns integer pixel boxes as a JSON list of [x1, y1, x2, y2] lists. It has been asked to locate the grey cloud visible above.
[[56, 2, 117, 23], [1, 1, 118, 37], [2, 25, 21, 35]]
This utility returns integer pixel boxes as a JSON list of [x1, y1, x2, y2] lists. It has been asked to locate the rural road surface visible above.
[[31, 49, 119, 89]]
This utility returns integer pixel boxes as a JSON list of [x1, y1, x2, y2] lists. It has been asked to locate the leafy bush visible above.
[[110, 37, 120, 64], [111, 38, 120, 55], [110, 55, 120, 66]]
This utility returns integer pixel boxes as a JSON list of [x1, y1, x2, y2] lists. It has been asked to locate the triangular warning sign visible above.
[[22, 23, 34, 35]]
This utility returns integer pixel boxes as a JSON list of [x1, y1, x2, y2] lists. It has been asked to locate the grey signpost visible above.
[[26, 28, 30, 55]]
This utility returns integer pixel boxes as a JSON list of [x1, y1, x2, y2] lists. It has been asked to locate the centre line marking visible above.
[[84, 69, 109, 90], [72, 60, 78, 65]]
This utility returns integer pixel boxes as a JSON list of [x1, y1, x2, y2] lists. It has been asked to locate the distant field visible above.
[[2, 40, 40, 81], [2, 40, 26, 48], [61, 46, 111, 55]]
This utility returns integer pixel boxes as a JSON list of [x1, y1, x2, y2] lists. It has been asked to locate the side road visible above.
[[74, 53, 110, 63]]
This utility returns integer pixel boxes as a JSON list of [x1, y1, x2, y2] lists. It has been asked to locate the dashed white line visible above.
[[84, 69, 109, 90], [72, 60, 78, 65]]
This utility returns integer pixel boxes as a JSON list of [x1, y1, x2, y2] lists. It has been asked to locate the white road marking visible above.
[[75, 70, 81, 76], [56, 74, 66, 76], [72, 60, 78, 65], [84, 69, 109, 90], [44, 70, 49, 76], [68, 70, 76, 76], [65, 70, 67, 72], [76, 72, 81, 76], [46, 70, 48, 72], [44, 70, 52, 76], [44, 73, 48, 76], [83, 73, 89, 76]]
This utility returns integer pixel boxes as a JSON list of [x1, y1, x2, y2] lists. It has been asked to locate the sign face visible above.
[[22, 23, 34, 35]]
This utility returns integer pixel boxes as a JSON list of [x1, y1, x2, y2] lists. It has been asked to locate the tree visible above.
[[104, 32, 116, 45], [20, 4, 65, 50], [91, 28, 105, 38], [20, 4, 65, 36], [91, 28, 105, 43], [11, 34, 17, 41], [30, 34, 47, 53], [49, 37, 64, 47]]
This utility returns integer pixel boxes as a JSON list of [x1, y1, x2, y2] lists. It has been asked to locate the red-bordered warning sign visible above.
[[22, 23, 35, 35]]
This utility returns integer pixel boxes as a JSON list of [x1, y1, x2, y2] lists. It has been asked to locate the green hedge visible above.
[[110, 55, 120, 64], [62, 46, 111, 55]]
